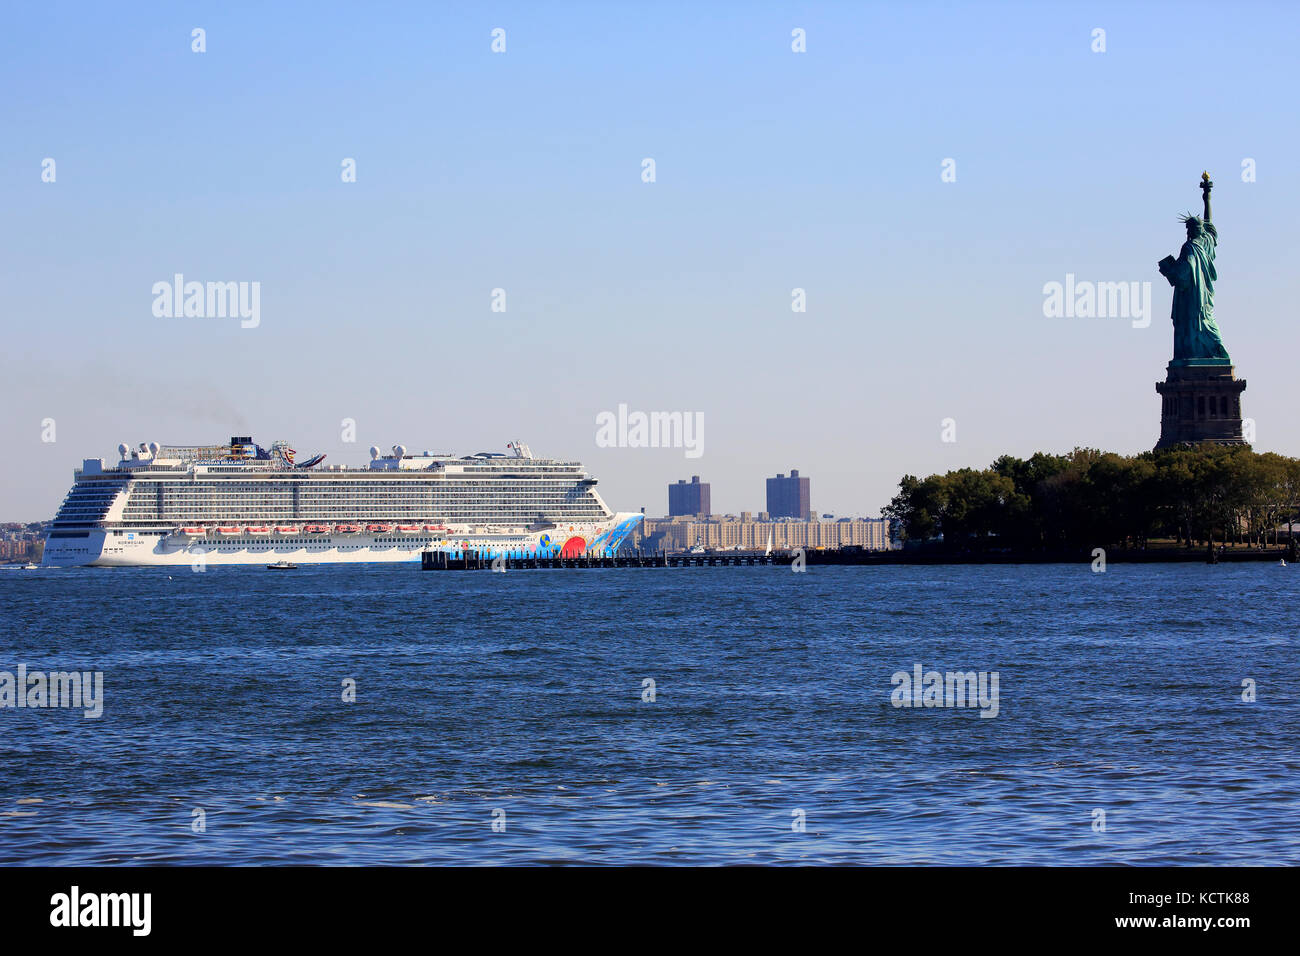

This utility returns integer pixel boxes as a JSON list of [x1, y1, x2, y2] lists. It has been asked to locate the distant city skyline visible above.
[[5, 1, 1299, 521]]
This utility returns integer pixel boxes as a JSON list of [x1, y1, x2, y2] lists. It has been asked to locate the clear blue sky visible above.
[[4, 1, 1298, 520]]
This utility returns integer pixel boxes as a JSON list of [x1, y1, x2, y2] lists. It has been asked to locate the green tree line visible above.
[[883, 446, 1300, 552]]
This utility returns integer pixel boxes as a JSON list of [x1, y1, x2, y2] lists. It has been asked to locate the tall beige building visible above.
[[634, 515, 891, 552]]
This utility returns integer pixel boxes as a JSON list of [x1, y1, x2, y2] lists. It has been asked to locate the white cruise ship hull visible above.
[[45, 515, 643, 568], [44, 437, 642, 568]]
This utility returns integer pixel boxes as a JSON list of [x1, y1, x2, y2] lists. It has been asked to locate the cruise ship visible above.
[[43, 437, 642, 567]]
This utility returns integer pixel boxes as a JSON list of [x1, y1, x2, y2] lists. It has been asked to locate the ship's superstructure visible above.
[[43, 437, 641, 567]]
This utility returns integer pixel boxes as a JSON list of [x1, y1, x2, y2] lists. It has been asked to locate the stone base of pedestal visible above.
[[1154, 362, 1248, 449]]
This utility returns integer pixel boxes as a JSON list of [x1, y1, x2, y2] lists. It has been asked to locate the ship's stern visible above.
[[41, 529, 108, 567]]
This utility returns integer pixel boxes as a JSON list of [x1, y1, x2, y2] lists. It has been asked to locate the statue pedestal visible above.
[[1154, 362, 1247, 449]]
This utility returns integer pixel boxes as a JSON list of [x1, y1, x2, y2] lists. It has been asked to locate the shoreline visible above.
[[426, 545, 1298, 570]]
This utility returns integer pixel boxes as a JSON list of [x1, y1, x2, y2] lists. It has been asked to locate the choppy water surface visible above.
[[0, 563, 1296, 864]]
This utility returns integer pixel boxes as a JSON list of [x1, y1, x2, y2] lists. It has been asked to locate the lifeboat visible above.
[[424, 524, 446, 532], [216, 526, 241, 536], [334, 523, 362, 534], [274, 526, 300, 535], [303, 524, 329, 534], [396, 524, 421, 534], [366, 523, 392, 534], [175, 526, 206, 537], [246, 526, 271, 536]]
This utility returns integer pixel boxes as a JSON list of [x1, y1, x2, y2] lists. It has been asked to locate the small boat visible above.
[[424, 524, 446, 532], [215, 526, 242, 536], [246, 526, 272, 536], [396, 524, 421, 534], [274, 526, 300, 535], [334, 523, 362, 534], [366, 523, 393, 533], [1280, 559, 1287, 567], [176, 526, 207, 537], [303, 524, 329, 534], [266, 560, 297, 570], [21, 563, 39, 570]]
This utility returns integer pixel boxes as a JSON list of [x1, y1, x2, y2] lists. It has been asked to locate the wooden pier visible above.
[[421, 549, 782, 570]]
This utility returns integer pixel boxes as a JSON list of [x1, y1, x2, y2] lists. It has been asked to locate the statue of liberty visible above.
[[1158, 172, 1229, 363]]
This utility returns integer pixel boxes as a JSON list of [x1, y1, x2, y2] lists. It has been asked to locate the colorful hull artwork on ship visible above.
[[43, 436, 643, 567], [582, 514, 642, 554]]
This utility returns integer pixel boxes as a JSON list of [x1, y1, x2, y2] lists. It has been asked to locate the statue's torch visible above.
[[1200, 170, 1213, 222]]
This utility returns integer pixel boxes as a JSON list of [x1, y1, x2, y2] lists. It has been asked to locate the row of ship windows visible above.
[[87, 502, 603, 515], [192, 467, 583, 475], [115, 517, 605, 525], [120, 503, 603, 514], [134, 503, 590, 510], [125, 480, 590, 488], [124, 479, 588, 490], [57, 481, 593, 507], [124, 497, 592, 508], [192, 537, 441, 546], [122, 507, 605, 517], [126, 502, 594, 511], [191, 547, 421, 552], [120, 496, 590, 504]]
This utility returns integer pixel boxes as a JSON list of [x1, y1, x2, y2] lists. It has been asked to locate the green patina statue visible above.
[[1158, 172, 1230, 364]]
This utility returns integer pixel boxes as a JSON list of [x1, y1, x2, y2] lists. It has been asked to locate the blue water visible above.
[[0, 563, 1296, 865]]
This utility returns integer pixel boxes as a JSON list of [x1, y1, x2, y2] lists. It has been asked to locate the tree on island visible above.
[[884, 446, 1300, 553]]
